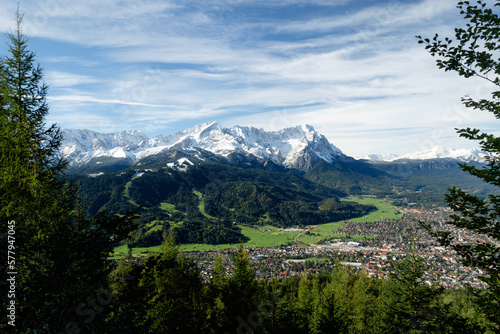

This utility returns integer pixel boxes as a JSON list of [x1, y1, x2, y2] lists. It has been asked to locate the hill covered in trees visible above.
[[70, 161, 377, 246], [69, 151, 496, 248]]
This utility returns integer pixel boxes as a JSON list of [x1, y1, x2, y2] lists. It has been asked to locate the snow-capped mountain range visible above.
[[361, 146, 491, 163], [61, 121, 346, 171], [61, 121, 491, 172]]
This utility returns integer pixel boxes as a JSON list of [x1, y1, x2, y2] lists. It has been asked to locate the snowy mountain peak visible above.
[[302, 124, 315, 132], [61, 122, 345, 171]]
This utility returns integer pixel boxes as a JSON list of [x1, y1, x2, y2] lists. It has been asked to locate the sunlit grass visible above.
[[341, 196, 402, 222]]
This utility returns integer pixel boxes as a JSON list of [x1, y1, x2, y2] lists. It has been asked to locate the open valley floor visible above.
[[117, 204, 490, 289]]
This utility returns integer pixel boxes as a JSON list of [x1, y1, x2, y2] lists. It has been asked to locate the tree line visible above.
[[68, 235, 499, 333]]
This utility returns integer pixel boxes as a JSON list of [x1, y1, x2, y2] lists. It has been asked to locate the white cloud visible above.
[[7, 0, 495, 156], [47, 95, 174, 108], [44, 56, 99, 67], [45, 71, 98, 87]]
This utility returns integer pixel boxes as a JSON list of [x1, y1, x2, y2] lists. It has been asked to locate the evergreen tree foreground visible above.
[[0, 10, 138, 333], [418, 0, 500, 330]]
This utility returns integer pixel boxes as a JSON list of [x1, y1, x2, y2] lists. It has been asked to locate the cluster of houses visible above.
[[184, 208, 489, 288]]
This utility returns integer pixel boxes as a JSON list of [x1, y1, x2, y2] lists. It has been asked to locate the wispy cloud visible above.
[[6, 0, 492, 155], [45, 71, 99, 87], [47, 95, 175, 108]]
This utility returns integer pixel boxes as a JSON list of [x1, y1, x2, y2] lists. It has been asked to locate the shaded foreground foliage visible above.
[[99, 238, 496, 334], [418, 0, 500, 329], [0, 10, 139, 333]]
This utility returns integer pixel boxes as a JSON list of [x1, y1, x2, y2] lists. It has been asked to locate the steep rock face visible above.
[[61, 122, 345, 171]]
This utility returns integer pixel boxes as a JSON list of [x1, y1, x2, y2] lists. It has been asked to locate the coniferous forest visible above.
[[1, 2, 500, 333]]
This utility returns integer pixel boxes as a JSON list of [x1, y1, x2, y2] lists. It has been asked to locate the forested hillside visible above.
[[71, 161, 377, 246], [69, 152, 497, 248]]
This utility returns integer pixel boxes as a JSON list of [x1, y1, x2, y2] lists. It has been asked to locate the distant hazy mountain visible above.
[[61, 121, 346, 172], [359, 146, 491, 163]]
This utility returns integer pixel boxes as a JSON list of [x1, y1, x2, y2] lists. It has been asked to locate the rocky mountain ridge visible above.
[[61, 121, 346, 171], [61, 121, 492, 173]]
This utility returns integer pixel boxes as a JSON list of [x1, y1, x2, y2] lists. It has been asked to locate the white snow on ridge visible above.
[[63, 124, 491, 170], [61, 121, 344, 169]]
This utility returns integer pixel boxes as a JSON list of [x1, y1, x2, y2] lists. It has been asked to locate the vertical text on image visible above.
[[7, 220, 17, 327]]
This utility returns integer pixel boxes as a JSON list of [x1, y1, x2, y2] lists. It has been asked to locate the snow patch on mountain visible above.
[[62, 129, 149, 166]]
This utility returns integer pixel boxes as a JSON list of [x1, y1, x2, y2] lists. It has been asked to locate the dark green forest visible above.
[[76, 236, 498, 334], [69, 163, 377, 247]]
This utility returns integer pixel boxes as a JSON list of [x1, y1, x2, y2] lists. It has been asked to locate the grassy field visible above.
[[296, 196, 400, 244], [193, 190, 217, 219], [174, 225, 300, 251], [123, 180, 140, 207], [113, 224, 301, 256], [297, 222, 345, 244], [341, 196, 402, 222], [239, 225, 300, 248], [159, 202, 179, 213]]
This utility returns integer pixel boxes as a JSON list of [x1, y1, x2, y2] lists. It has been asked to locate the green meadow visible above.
[[296, 222, 345, 244], [113, 225, 301, 256], [341, 196, 402, 222], [296, 196, 400, 244]]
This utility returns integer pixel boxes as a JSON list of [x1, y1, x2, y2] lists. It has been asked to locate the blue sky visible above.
[[1, 0, 498, 156]]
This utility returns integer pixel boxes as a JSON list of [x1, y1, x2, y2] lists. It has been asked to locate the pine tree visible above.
[[231, 243, 257, 294], [132, 230, 204, 333], [382, 253, 440, 333], [315, 264, 350, 333], [225, 243, 259, 333], [205, 255, 229, 333], [0, 10, 74, 333], [0, 11, 138, 333], [417, 1, 500, 328]]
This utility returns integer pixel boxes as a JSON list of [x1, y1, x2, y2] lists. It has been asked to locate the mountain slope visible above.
[[70, 161, 377, 247]]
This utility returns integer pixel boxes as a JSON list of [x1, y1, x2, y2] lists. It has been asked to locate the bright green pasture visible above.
[[159, 202, 179, 213], [341, 196, 402, 222], [239, 225, 300, 248], [111, 244, 162, 259], [193, 190, 216, 219], [297, 222, 346, 244], [123, 180, 139, 207], [112, 224, 301, 256]]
